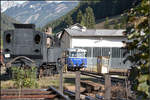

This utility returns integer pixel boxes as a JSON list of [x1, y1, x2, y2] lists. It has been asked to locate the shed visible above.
[[60, 24, 131, 70]]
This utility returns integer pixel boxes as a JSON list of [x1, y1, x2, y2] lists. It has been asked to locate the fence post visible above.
[[75, 71, 80, 100], [104, 74, 111, 100], [59, 69, 63, 93]]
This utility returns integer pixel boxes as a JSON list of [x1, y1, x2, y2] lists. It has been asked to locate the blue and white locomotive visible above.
[[65, 48, 87, 71]]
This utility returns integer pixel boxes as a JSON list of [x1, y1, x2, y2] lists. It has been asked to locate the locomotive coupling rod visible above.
[[47, 86, 70, 100]]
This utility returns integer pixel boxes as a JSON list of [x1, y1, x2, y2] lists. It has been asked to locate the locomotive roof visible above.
[[66, 48, 87, 52], [13, 23, 35, 29]]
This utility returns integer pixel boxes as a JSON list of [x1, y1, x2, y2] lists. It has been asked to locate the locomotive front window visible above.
[[69, 52, 77, 57], [34, 34, 41, 44], [6, 34, 11, 43], [77, 52, 85, 57]]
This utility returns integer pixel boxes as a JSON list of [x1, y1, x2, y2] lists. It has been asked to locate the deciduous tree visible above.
[[124, 0, 150, 99]]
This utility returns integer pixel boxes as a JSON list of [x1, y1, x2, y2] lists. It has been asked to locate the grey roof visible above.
[[65, 28, 125, 37]]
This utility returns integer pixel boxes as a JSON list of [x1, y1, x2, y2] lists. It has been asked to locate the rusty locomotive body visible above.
[[2, 24, 62, 76]]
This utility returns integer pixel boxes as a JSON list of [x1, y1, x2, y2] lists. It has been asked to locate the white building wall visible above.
[[71, 37, 126, 48]]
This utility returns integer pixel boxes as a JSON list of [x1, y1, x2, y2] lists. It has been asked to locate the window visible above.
[[6, 34, 11, 43], [77, 52, 85, 57], [34, 34, 41, 44], [69, 52, 77, 57]]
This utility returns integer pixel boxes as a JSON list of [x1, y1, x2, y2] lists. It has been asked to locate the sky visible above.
[[1, 1, 64, 5], [1, 1, 26, 5]]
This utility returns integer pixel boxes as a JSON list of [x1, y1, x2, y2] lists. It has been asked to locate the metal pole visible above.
[[109, 48, 112, 71], [75, 71, 80, 100]]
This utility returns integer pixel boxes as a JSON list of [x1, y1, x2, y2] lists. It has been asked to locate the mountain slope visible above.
[[3, 1, 78, 27], [1, 13, 20, 33], [95, 15, 126, 29], [43, 0, 137, 33], [1, 1, 19, 12]]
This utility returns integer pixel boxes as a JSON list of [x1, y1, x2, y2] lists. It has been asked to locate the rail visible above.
[[80, 71, 126, 84], [1, 87, 70, 100], [47, 86, 70, 100]]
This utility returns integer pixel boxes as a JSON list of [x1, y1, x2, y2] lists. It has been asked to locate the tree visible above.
[[81, 14, 86, 26], [104, 17, 110, 29], [76, 10, 83, 24], [124, 0, 150, 99], [84, 6, 95, 28], [65, 15, 73, 27]]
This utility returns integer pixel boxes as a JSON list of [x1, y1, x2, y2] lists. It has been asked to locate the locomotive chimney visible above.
[[45, 27, 52, 34], [45, 27, 52, 48]]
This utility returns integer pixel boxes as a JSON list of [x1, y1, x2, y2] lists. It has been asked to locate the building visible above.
[[59, 24, 131, 69]]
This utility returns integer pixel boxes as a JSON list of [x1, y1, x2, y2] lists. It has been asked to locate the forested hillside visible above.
[[43, 0, 137, 33], [95, 14, 127, 29]]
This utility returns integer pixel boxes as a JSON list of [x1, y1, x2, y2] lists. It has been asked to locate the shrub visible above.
[[11, 66, 38, 88]]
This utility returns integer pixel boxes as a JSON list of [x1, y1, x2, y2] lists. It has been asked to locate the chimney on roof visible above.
[[45, 27, 52, 48], [81, 26, 86, 32]]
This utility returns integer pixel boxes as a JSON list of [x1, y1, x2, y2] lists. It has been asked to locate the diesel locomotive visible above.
[[2, 23, 62, 76], [65, 48, 87, 71]]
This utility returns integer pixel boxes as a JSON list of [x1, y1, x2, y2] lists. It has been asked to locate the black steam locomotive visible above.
[[3, 24, 62, 76]]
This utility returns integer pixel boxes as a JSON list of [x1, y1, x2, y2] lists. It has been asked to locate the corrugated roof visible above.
[[65, 28, 125, 37]]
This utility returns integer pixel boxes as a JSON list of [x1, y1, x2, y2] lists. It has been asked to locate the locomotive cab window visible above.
[[34, 34, 41, 44], [77, 52, 85, 57], [69, 52, 77, 57], [6, 34, 11, 43]]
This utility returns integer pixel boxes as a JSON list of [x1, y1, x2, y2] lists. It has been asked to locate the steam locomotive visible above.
[[2, 23, 62, 76]]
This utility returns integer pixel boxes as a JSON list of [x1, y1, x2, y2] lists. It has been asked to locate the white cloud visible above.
[[1, 1, 26, 5]]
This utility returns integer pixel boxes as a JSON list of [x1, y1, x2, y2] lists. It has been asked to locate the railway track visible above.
[[0, 86, 70, 100], [80, 71, 127, 84]]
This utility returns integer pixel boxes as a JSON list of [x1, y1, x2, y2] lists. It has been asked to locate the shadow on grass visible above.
[[64, 78, 75, 85], [0, 73, 12, 81], [0, 68, 12, 81], [64, 77, 100, 85]]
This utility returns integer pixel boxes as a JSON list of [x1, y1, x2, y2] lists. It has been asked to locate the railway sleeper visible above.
[[81, 80, 104, 93]]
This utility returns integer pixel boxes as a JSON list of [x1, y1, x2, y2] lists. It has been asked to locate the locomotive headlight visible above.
[[4, 54, 10, 58]]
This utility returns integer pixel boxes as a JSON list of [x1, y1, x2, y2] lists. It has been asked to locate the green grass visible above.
[[1, 72, 99, 89]]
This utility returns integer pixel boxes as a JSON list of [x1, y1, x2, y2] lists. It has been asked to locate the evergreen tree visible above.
[[65, 15, 73, 27], [104, 17, 110, 29], [113, 24, 119, 29], [84, 7, 95, 28], [81, 14, 86, 26], [76, 10, 83, 24]]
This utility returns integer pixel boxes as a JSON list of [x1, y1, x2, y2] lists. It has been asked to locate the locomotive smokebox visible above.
[[3, 23, 44, 66]]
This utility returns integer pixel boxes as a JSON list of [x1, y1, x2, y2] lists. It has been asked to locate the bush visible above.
[[11, 66, 38, 88]]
